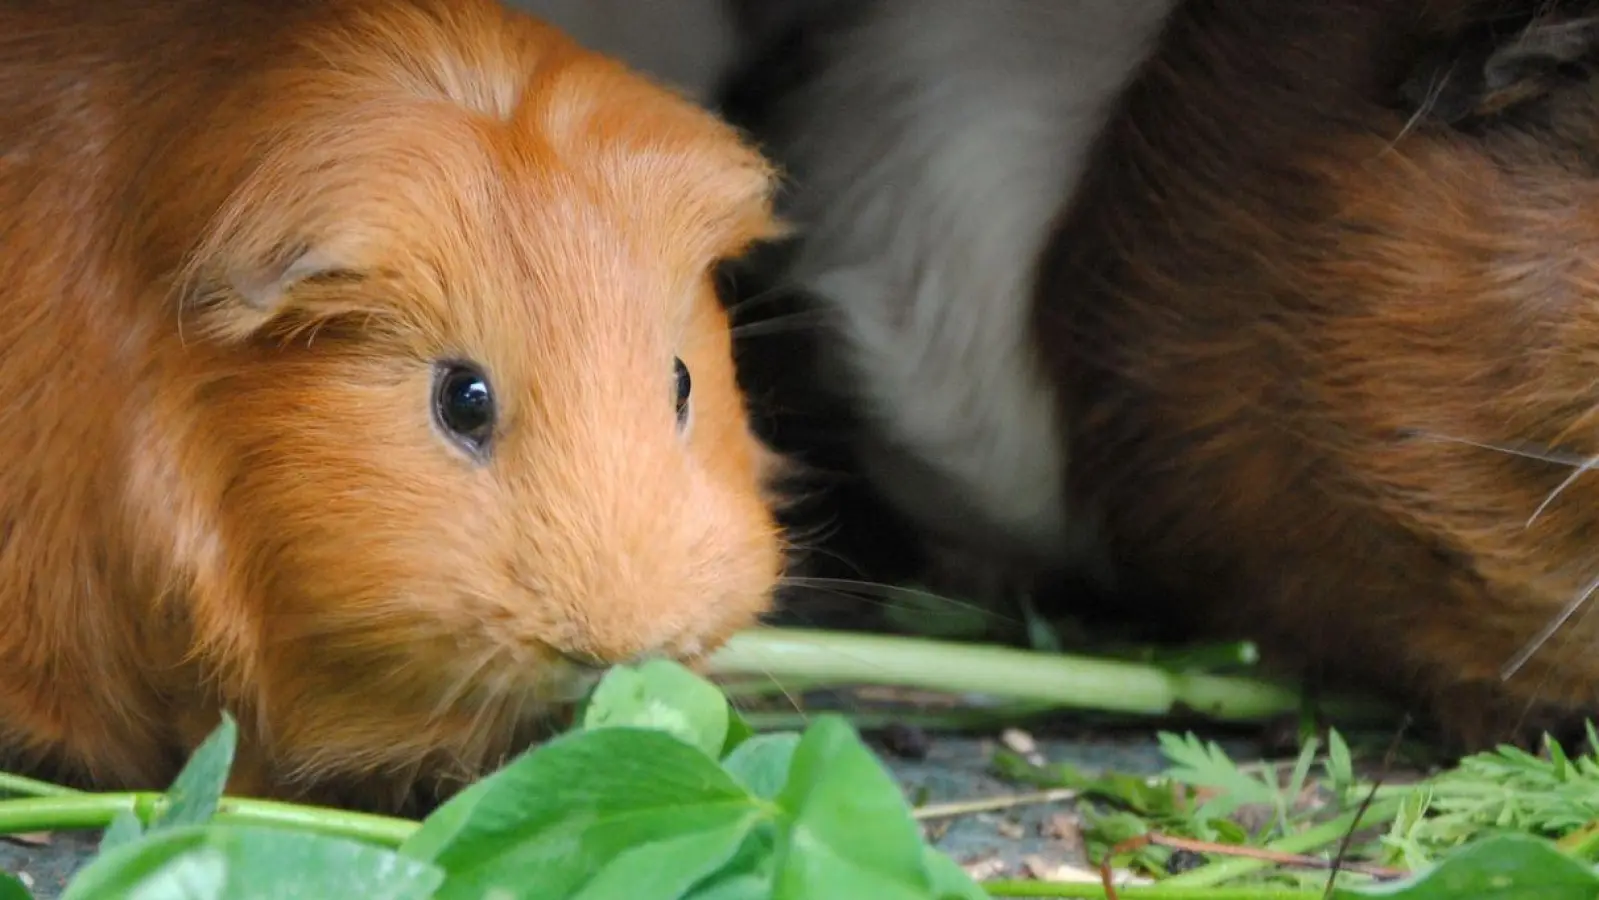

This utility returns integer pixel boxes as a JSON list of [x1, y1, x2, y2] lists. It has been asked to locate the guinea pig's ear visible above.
[[1398, 6, 1599, 126], [178, 231, 358, 344]]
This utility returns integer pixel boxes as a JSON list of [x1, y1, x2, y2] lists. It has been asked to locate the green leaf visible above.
[[1285, 737, 1318, 808], [721, 709, 757, 758], [126, 849, 228, 900], [1327, 729, 1355, 796], [394, 770, 500, 864], [1158, 731, 1278, 820], [99, 809, 147, 854], [66, 824, 443, 900], [1278, 736, 1319, 835], [722, 733, 800, 800], [568, 817, 756, 900], [64, 827, 211, 900], [405, 727, 766, 900], [202, 825, 444, 898], [1337, 833, 1599, 899], [770, 715, 937, 900], [0, 872, 33, 900], [1208, 818, 1251, 845], [682, 823, 777, 900], [682, 875, 771, 900], [151, 713, 238, 832], [923, 846, 989, 900], [582, 660, 730, 759]]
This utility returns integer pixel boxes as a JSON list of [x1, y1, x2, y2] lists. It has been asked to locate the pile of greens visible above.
[[0, 649, 1596, 899]]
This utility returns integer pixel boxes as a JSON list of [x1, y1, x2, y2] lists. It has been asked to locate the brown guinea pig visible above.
[[1045, 0, 1599, 749], [0, 0, 785, 811]]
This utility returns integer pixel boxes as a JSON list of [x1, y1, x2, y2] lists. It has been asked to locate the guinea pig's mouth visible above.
[[534, 654, 611, 705]]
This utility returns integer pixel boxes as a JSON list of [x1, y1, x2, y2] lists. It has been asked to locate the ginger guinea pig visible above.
[[0, 0, 784, 811], [1045, 0, 1599, 749]]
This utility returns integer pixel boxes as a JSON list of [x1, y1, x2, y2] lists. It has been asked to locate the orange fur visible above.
[[0, 0, 785, 811], [1043, 0, 1599, 749]]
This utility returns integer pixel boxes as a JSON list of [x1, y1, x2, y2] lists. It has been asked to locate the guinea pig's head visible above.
[[131, 0, 786, 771]]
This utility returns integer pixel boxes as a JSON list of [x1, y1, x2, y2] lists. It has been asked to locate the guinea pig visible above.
[[0, 0, 785, 812], [1043, 0, 1599, 749], [707, 0, 1182, 611]]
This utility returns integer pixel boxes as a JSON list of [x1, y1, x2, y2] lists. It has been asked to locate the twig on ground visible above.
[[913, 788, 1080, 821], [1098, 832, 1405, 896]]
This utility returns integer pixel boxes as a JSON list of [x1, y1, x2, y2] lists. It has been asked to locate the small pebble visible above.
[[1021, 855, 1075, 880], [961, 854, 1009, 881], [1042, 812, 1084, 856], [1030, 862, 1104, 884], [1166, 849, 1208, 874], [877, 722, 931, 760], [1000, 728, 1046, 765], [1000, 728, 1037, 755]]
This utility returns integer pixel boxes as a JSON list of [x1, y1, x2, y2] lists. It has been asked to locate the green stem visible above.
[[0, 771, 85, 799], [738, 705, 1061, 733], [982, 883, 1320, 899], [1557, 819, 1599, 861], [716, 675, 841, 699], [708, 629, 1394, 724], [1158, 795, 1407, 888], [0, 793, 418, 847]]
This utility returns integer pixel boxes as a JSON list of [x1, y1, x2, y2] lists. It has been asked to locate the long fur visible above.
[[1044, 0, 1599, 749], [0, 0, 785, 811], [725, 0, 1181, 596]]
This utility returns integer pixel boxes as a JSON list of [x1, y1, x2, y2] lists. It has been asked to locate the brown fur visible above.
[[0, 0, 785, 811], [1042, 0, 1599, 750]]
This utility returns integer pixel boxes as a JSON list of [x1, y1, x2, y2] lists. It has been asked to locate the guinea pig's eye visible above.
[[673, 357, 692, 430], [433, 362, 496, 455]]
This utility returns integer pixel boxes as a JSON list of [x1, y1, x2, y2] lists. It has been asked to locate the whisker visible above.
[[1514, 566, 1599, 734], [723, 277, 810, 319], [752, 663, 807, 719], [1377, 59, 1452, 156], [1527, 453, 1599, 527], [730, 310, 832, 339], [428, 655, 483, 725], [1402, 429, 1597, 468], [778, 575, 1009, 621], [1501, 571, 1599, 681], [1401, 429, 1599, 526]]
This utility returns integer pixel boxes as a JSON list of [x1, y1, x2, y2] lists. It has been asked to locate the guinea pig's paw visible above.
[[1425, 678, 1599, 756], [1397, 4, 1599, 126]]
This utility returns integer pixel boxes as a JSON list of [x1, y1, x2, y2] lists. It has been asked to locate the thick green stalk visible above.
[[0, 793, 418, 847], [709, 628, 1392, 724], [0, 771, 83, 799]]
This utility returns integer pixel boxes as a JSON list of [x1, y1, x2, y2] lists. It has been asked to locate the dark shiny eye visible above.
[[434, 362, 495, 455], [673, 357, 692, 429]]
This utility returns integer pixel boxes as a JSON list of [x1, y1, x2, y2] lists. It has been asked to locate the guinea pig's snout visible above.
[[539, 646, 673, 703], [553, 639, 674, 673], [556, 647, 653, 672]]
